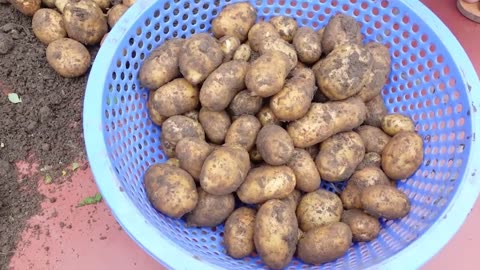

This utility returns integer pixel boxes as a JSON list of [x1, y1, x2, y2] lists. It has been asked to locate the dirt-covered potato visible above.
[[175, 137, 212, 180], [356, 152, 382, 171], [322, 14, 362, 55], [186, 188, 235, 227], [46, 38, 91, 78], [365, 94, 388, 127], [32, 9, 67, 45], [297, 222, 352, 265], [146, 97, 167, 126], [161, 115, 205, 158], [9, 0, 40, 16], [254, 199, 298, 270], [296, 189, 343, 231], [316, 131, 365, 182], [256, 125, 294, 166], [200, 60, 249, 111], [288, 148, 321, 192], [270, 16, 298, 42], [138, 38, 184, 90], [225, 115, 261, 151], [63, 0, 108, 45], [122, 0, 135, 7], [382, 131, 423, 179], [198, 108, 231, 144], [361, 184, 411, 219], [256, 106, 280, 127], [293, 27, 322, 64], [340, 182, 362, 209], [219, 36, 241, 62], [179, 33, 223, 85], [248, 22, 281, 52], [351, 166, 390, 188], [341, 209, 381, 242], [356, 125, 391, 154], [224, 207, 256, 259], [258, 36, 298, 71], [144, 164, 198, 218], [148, 78, 198, 117], [233, 43, 252, 61], [228, 90, 263, 117], [381, 114, 415, 136], [107, 4, 128, 28], [200, 144, 250, 195], [212, 2, 257, 42], [237, 165, 296, 204]]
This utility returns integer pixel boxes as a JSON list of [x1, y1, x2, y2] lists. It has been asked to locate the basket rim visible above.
[[83, 0, 480, 269]]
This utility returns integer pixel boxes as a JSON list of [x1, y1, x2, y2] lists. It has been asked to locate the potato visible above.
[[41, 0, 55, 8], [361, 184, 411, 219], [356, 152, 382, 171], [219, 36, 241, 62], [63, 0, 108, 45], [256, 125, 294, 166], [179, 33, 223, 85], [122, 0, 135, 7], [224, 207, 256, 259], [341, 209, 381, 242], [233, 43, 252, 61], [351, 166, 390, 188], [107, 4, 128, 28], [313, 43, 372, 100], [237, 165, 296, 204], [55, 0, 68, 13], [138, 38, 184, 90], [248, 22, 280, 52], [356, 125, 391, 154], [316, 132, 365, 182], [297, 222, 352, 265], [149, 78, 198, 117], [212, 2, 257, 42], [161, 115, 205, 158], [381, 114, 415, 136], [254, 199, 298, 270], [9, 0, 40, 16], [183, 110, 199, 121], [296, 189, 343, 231], [228, 90, 263, 117], [46, 38, 91, 78], [186, 188, 235, 227], [225, 115, 261, 151], [382, 131, 423, 179], [256, 106, 280, 127], [365, 94, 387, 127], [270, 16, 298, 42], [293, 27, 322, 64], [288, 149, 321, 192], [147, 95, 167, 126], [200, 144, 250, 195], [32, 9, 67, 45], [198, 108, 231, 144], [200, 60, 249, 111], [144, 164, 198, 218], [322, 14, 362, 55], [258, 36, 298, 71], [175, 137, 213, 180], [340, 182, 362, 209]]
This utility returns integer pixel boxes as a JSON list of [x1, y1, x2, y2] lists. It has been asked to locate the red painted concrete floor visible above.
[[8, 0, 480, 269]]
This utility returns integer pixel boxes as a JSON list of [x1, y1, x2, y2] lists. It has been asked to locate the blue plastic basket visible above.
[[83, 0, 480, 269]]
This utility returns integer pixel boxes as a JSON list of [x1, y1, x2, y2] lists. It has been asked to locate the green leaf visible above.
[[77, 193, 102, 207], [71, 162, 80, 171], [7, 93, 21, 104], [44, 174, 52, 184]]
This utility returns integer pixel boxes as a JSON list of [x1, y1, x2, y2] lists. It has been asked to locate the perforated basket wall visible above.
[[83, 0, 480, 269]]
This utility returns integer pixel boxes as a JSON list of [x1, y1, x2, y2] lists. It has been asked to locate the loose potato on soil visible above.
[[233, 43, 252, 61], [46, 38, 91, 78], [361, 184, 411, 219], [255, 199, 298, 270], [32, 9, 67, 45], [9, 0, 40, 16], [288, 148, 321, 192], [212, 2, 257, 42], [270, 16, 298, 42], [256, 106, 280, 127], [258, 36, 298, 70], [219, 36, 241, 62], [356, 125, 391, 154], [382, 131, 423, 179], [356, 152, 382, 171], [147, 95, 167, 126], [186, 188, 235, 227], [248, 22, 281, 52], [381, 114, 415, 136], [365, 94, 388, 127], [144, 164, 198, 218], [149, 78, 198, 117], [63, 0, 108, 45], [293, 27, 322, 64], [297, 222, 352, 265], [296, 189, 343, 231], [256, 125, 294, 166], [224, 207, 256, 259], [341, 209, 381, 242], [175, 137, 213, 180], [198, 108, 231, 144], [107, 4, 129, 28], [225, 115, 261, 151], [161, 115, 205, 158], [228, 90, 263, 117], [322, 14, 362, 55]]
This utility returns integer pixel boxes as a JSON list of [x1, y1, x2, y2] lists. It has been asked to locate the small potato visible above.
[[107, 4, 128, 28], [161, 115, 205, 158], [55, 0, 68, 13], [341, 209, 381, 242], [270, 16, 298, 42], [293, 27, 322, 64], [228, 90, 263, 117], [322, 14, 362, 55], [365, 94, 388, 127], [356, 125, 391, 154], [296, 189, 343, 232], [288, 149, 321, 192], [254, 199, 298, 270], [63, 0, 108, 45], [297, 222, 352, 265], [144, 164, 198, 218], [175, 137, 213, 180], [32, 9, 67, 45], [382, 131, 423, 179], [237, 165, 296, 204], [256, 125, 294, 166], [179, 33, 223, 85], [361, 185, 411, 219], [256, 106, 280, 127], [340, 182, 362, 209], [225, 115, 261, 151], [186, 188, 235, 227], [316, 132, 365, 182], [233, 43, 252, 61], [258, 36, 298, 71], [219, 36, 241, 62], [198, 108, 231, 144], [224, 207, 256, 259], [122, 0, 135, 7], [350, 167, 390, 188], [381, 114, 415, 136], [46, 38, 91, 78], [212, 2, 257, 42], [149, 78, 198, 117], [356, 152, 382, 171], [248, 22, 281, 52], [9, 0, 40, 16], [146, 95, 167, 126]]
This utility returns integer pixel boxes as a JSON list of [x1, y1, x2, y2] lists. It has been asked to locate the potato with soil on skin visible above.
[[228, 90, 263, 117], [361, 184, 411, 219], [225, 115, 261, 151], [146, 95, 167, 126], [258, 36, 298, 71], [224, 207, 257, 259], [356, 152, 382, 171], [322, 13, 363, 55], [219, 36, 241, 62], [248, 21, 281, 52], [270, 16, 298, 42], [297, 222, 352, 265], [296, 189, 343, 232], [341, 209, 381, 242], [288, 148, 321, 192], [198, 108, 231, 144], [382, 131, 423, 179], [160, 115, 205, 158], [8, 0, 40, 16], [148, 78, 198, 117], [340, 182, 363, 210], [254, 199, 298, 270], [63, 0, 108, 45], [316, 131, 365, 182], [256, 106, 280, 127], [175, 137, 213, 180], [212, 2, 257, 42], [365, 94, 388, 127], [256, 125, 294, 166], [186, 188, 235, 227], [356, 125, 391, 154], [107, 4, 129, 28], [293, 27, 322, 64], [144, 164, 198, 218], [233, 43, 252, 61], [237, 165, 296, 204], [32, 9, 67, 45], [381, 113, 415, 136], [46, 38, 91, 78]]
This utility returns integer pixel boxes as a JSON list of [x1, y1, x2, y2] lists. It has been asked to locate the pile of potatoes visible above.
[[8, 0, 134, 77], [140, 3, 424, 269]]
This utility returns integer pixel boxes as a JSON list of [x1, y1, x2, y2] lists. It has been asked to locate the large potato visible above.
[[198, 108, 231, 144], [149, 78, 198, 117], [63, 0, 108, 45], [270, 16, 298, 42], [341, 209, 381, 242], [256, 106, 280, 127], [9, 0, 40, 16], [296, 189, 343, 231], [361, 185, 411, 219], [256, 125, 294, 166], [144, 164, 198, 218], [186, 188, 235, 227], [32, 9, 67, 45], [161, 115, 205, 158], [356, 152, 382, 171], [228, 90, 263, 117], [341, 166, 390, 209], [288, 148, 321, 192], [258, 36, 298, 70], [293, 27, 322, 64], [356, 125, 391, 154], [107, 4, 129, 28], [237, 165, 296, 204], [219, 36, 241, 62], [233, 43, 252, 61], [225, 115, 261, 151], [224, 207, 256, 259], [382, 131, 423, 179], [248, 22, 280, 52], [381, 114, 415, 136], [365, 94, 388, 127], [46, 38, 91, 78], [254, 199, 298, 270], [322, 14, 362, 55], [212, 2, 257, 42], [147, 95, 167, 126], [175, 137, 213, 180]]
